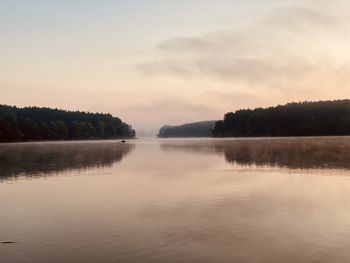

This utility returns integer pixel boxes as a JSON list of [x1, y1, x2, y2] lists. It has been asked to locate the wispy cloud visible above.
[[137, 4, 350, 94]]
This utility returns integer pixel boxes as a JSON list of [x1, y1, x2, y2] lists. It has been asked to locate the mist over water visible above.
[[1, 137, 350, 262], [161, 137, 350, 170], [0, 141, 134, 180]]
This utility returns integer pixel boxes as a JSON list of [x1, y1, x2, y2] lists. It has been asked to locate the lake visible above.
[[1, 137, 350, 263]]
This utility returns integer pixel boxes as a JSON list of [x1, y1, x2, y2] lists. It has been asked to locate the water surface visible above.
[[1, 137, 350, 262]]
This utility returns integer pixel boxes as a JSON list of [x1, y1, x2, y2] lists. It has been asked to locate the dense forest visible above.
[[0, 105, 135, 142], [158, 121, 216, 138], [213, 100, 350, 137]]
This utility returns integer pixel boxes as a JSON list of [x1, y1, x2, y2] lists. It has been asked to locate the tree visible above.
[[0, 112, 22, 142], [213, 100, 350, 137], [0, 104, 136, 142]]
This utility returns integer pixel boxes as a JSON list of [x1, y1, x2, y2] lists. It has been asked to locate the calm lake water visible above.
[[1, 137, 350, 263]]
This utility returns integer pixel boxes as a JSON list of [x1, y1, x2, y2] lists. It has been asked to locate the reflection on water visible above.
[[0, 141, 134, 180], [161, 137, 350, 170], [2, 138, 350, 263]]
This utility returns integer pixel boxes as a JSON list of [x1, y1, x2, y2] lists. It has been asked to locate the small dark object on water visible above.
[[2, 241, 16, 244], [121, 140, 126, 143]]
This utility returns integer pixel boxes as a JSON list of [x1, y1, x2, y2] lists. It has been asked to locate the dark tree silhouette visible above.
[[0, 105, 136, 142], [213, 100, 350, 137], [158, 121, 216, 138]]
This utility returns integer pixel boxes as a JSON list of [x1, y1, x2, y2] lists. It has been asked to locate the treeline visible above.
[[158, 121, 216, 138], [213, 100, 350, 137], [0, 105, 136, 142]]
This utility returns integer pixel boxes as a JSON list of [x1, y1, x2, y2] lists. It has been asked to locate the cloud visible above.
[[157, 32, 254, 56], [137, 4, 350, 93], [263, 6, 339, 31]]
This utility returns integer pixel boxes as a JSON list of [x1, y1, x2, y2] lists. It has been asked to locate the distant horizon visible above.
[[2, 98, 350, 135]]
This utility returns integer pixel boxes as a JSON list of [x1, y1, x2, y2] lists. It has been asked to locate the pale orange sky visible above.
[[1, 0, 350, 132]]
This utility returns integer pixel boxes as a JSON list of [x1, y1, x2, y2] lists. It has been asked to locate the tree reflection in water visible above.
[[0, 142, 134, 180], [161, 137, 350, 170]]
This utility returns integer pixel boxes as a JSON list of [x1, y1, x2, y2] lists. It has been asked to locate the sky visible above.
[[1, 0, 350, 133]]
